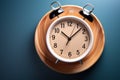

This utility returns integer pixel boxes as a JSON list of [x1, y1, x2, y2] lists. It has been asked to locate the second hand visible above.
[[66, 25, 76, 45]]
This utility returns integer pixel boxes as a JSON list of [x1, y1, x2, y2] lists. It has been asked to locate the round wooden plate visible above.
[[34, 5, 105, 74]]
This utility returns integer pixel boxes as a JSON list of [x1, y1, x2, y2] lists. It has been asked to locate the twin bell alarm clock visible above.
[[35, 1, 105, 74]]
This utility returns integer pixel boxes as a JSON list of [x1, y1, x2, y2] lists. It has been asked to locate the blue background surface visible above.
[[0, 0, 120, 80]]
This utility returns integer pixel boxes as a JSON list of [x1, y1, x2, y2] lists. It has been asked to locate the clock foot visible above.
[[80, 60, 83, 64], [55, 59, 59, 64]]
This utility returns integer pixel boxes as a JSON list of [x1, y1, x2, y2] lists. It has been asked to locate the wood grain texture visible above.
[[34, 5, 105, 74]]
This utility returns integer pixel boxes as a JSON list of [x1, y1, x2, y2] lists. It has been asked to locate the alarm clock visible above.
[[35, 1, 105, 74], [46, 16, 94, 63]]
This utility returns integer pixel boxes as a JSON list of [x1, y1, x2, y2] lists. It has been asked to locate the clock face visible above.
[[46, 16, 93, 62]]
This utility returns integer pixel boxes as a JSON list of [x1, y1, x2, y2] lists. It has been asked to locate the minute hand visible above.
[[70, 28, 82, 39]]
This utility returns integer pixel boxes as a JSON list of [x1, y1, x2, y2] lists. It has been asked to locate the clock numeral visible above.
[[68, 52, 72, 57], [54, 28, 60, 33], [52, 35, 55, 40], [76, 50, 80, 55], [85, 36, 88, 41], [82, 43, 85, 49], [82, 28, 86, 34], [60, 49, 63, 54], [54, 43, 57, 48], [67, 21, 72, 26], [61, 23, 65, 28]]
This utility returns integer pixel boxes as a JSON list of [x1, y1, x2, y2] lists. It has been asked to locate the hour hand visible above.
[[61, 31, 69, 39]]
